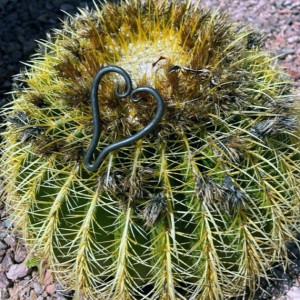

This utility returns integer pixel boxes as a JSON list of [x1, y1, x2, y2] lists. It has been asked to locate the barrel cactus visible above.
[[1, 0, 300, 299]]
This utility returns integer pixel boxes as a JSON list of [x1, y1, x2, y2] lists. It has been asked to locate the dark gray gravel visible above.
[[0, 0, 118, 100]]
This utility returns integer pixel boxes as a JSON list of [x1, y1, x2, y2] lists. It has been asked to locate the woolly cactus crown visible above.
[[1, 0, 300, 299]]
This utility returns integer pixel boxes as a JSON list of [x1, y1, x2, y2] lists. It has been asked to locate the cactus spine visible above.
[[1, 0, 300, 299]]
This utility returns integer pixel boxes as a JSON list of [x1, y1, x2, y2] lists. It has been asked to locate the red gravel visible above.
[[198, 0, 300, 93]]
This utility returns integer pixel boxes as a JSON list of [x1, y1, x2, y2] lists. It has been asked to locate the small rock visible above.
[[6, 63, 16, 72], [12, 50, 23, 61], [45, 283, 56, 296], [276, 48, 295, 59], [37, 14, 51, 23], [284, 54, 296, 63], [286, 286, 300, 298], [0, 288, 10, 300], [0, 271, 10, 288], [33, 282, 43, 295], [19, 11, 30, 22], [291, 3, 300, 9], [1, 81, 11, 89], [17, 34, 26, 43], [37, 296, 44, 300], [43, 270, 53, 287], [55, 284, 71, 299], [2, 41, 21, 53], [283, 0, 292, 6], [0, 249, 6, 259], [0, 241, 8, 250], [19, 284, 31, 298], [14, 248, 27, 263], [4, 235, 16, 249], [30, 289, 38, 300], [45, 3, 53, 10], [42, 291, 48, 297], [52, 0, 65, 7], [286, 65, 300, 79], [6, 262, 30, 280], [279, 7, 292, 14], [60, 3, 75, 12], [0, 250, 14, 272], [0, 227, 4, 238], [0, 0, 9, 10], [287, 35, 300, 43], [23, 41, 36, 54], [6, 12, 18, 23]]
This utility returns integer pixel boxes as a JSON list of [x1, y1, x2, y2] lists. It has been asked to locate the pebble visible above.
[[30, 289, 38, 300], [12, 50, 23, 61], [285, 54, 295, 63], [287, 35, 300, 43], [286, 65, 300, 78], [285, 286, 300, 298], [0, 288, 10, 300], [42, 291, 48, 297], [276, 48, 295, 59], [23, 41, 36, 53], [0, 271, 10, 288], [291, 2, 300, 9], [2, 219, 12, 228], [0, 241, 8, 250], [60, 3, 75, 12], [43, 269, 53, 287], [14, 247, 27, 263], [283, 0, 292, 6], [33, 282, 43, 295], [19, 284, 32, 298], [1, 81, 11, 89], [0, 249, 6, 259], [1, 250, 14, 271], [37, 14, 53, 23], [6, 262, 30, 280], [45, 283, 56, 295], [4, 234, 16, 249], [45, 3, 54, 10]]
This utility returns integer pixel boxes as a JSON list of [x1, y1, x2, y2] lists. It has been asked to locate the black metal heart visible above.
[[84, 65, 165, 172]]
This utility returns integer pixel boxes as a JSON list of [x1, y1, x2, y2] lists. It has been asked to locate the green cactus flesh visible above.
[[1, 0, 300, 299]]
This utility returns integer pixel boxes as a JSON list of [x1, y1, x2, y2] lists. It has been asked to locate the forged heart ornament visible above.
[[84, 65, 165, 172]]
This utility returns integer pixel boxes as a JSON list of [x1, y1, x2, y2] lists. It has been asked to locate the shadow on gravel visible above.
[[0, 0, 119, 99]]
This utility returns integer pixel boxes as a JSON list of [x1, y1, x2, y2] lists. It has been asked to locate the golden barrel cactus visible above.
[[1, 0, 300, 299]]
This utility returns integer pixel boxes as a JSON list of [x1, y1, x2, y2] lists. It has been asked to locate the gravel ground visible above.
[[0, 0, 300, 299], [198, 0, 300, 97]]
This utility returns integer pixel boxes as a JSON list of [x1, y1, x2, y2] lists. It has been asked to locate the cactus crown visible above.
[[1, 0, 300, 299]]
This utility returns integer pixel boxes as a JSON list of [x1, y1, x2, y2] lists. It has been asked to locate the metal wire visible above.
[[84, 65, 165, 172]]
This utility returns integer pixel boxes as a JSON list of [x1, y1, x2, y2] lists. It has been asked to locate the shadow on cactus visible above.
[[1, 0, 300, 299]]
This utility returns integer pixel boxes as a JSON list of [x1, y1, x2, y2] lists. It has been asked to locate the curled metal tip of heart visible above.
[[84, 65, 165, 172]]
